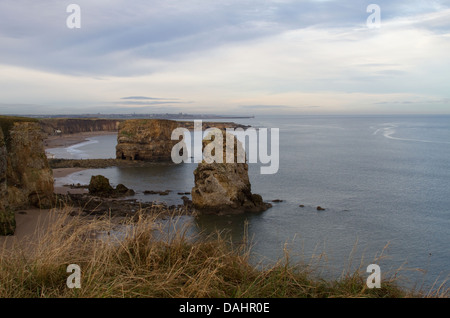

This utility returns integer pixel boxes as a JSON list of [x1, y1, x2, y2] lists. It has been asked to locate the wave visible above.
[[373, 123, 450, 145]]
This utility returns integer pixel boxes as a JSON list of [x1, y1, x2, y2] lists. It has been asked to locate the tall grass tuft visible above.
[[0, 207, 447, 298]]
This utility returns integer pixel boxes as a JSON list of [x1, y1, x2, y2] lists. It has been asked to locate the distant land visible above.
[[4, 113, 255, 120]]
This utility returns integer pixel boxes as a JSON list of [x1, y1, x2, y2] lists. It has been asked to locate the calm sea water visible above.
[[52, 115, 450, 290]]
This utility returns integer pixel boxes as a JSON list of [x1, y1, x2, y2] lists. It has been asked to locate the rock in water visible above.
[[191, 131, 271, 215], [114, 183, 135, 196], [116, 119, 184, 162], [88, 175, 114, 196], [88, 175, 135, 198]]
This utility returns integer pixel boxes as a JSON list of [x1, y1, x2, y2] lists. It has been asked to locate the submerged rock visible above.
[[144, 190, 170, 196], [115, 183, 135, 196], [191, 132, 271, 215]]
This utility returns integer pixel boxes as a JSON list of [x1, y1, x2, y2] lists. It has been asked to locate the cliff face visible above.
[[39, 118, 121, 135], [5, 122, 54, 210], [177, 121, 249, 131], [116, 119, 182, 161], [0, 129, 6, 196], [191, 132, 271, 215], [1, 130, 12, 234], [0, 129, 13, 235], [1, 119, 55, 235]]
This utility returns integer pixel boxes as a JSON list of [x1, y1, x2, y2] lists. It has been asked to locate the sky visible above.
[[0, 0, 449, 115]]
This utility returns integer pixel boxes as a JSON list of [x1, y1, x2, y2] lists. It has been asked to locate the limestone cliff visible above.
[[5, 121, 54, 209], [0, 129, 6, 196], [116, 119, 183, 161], [39, 118, 121, 135], [191, 132, 271, 215], [0, 118, 55, 235], [0, 128, 14, 235]]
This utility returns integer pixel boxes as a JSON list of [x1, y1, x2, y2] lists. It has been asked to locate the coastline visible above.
[[52, 167, 88, 195], [44, 131, 117, 149]]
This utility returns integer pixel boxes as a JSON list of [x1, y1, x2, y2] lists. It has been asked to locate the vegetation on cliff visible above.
[[2, 209, 444, 298]]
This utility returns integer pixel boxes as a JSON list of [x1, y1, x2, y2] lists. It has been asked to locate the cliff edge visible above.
[[0, 117, 54, 235]]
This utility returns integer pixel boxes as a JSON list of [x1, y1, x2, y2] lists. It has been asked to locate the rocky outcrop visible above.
[[0, 128, 15, 235], [6, 122, 54, 209], [0, 129, 6, 196], [191, 132, 271, 215], [0, 119, 55, 234], [177, 121, 249, 131], [88, 175, 135, 197], [116, 119, 183, 161], [39, 118, 121, 135]]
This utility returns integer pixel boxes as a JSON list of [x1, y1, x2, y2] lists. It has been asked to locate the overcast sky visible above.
[[0, 0, 449, 115]]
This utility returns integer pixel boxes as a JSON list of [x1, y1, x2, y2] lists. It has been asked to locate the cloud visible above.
[[0, 0, 449, 115], [121, 96, 180, 100]]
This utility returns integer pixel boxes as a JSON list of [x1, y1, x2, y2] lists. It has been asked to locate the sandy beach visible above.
[[53, 167, 89, 195], [44, 131, 117, 149], [0, 208, 68, 251], [0, 168, 88, 250], [47, 131, 115, 194]]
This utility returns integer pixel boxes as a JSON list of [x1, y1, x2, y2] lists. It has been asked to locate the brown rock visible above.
[[115, 183, 135, 196], [5, 122, 54, 209], [191, 132, 271, 215], [1, 119, 55, 234], [116, 119, 184, 162], [88, 175, 135, 198], [88, 175, 114, 196]]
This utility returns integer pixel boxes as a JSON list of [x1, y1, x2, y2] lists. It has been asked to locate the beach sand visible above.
[[0, 133, 115, 249], [0, 132, 122, 248], [0, 208, 68, 251], [53, 167, 89, 195], [44, 131, 117, 149], [0, 168, 88, 249]]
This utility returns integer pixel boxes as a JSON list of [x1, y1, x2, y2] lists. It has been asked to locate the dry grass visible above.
[[0, 208, 447, 298]]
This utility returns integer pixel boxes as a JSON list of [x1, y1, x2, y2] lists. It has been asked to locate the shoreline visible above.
[[53, 167, 89, 195], [44, 131, 117, 149]]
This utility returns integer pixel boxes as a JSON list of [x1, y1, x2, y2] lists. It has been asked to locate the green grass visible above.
[[0, 208, 447, 298]]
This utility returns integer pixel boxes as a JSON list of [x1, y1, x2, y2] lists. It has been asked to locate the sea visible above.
[[50, 115, 450, 291]]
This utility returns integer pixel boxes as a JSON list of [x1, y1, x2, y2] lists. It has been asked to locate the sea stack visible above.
[[116, 119, 183, 162], [191, 131, 271, 215]]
